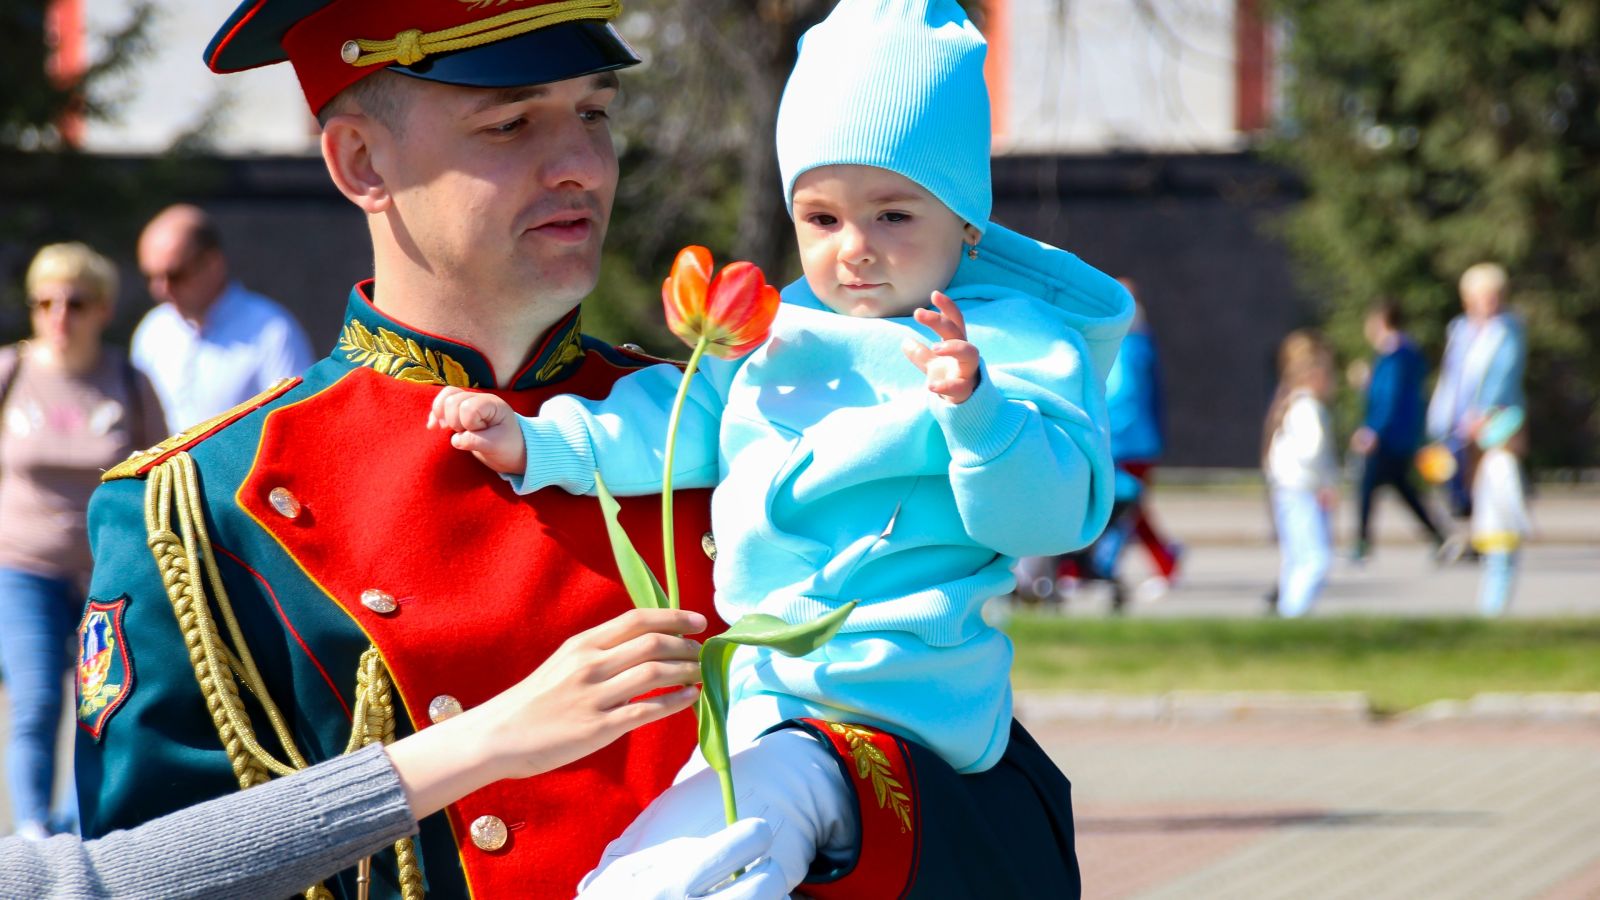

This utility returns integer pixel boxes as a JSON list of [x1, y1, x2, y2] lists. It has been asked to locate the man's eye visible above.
[[580, 109, 611, 123], [490, 118, 526, 135]]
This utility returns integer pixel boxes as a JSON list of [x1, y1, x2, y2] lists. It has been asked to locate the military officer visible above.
[[75, 1, 1083, 898]]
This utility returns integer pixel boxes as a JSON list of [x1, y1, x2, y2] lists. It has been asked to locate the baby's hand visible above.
[[903, 291, 981, 404], [427, 386, 527, 475]]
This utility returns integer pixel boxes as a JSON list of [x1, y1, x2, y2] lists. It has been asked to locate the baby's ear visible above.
[[962, 223, 982, 245]]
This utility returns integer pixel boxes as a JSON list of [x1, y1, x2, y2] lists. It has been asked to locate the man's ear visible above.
[[321, 115, 391, 214]]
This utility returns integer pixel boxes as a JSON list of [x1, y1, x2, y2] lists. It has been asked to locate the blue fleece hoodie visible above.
[[514, 224, 1130, 773]]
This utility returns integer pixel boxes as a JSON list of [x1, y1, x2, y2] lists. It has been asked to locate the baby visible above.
[[429, 0, 1131, 775]]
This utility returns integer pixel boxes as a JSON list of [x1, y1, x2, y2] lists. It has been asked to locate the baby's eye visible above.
[[881, 211, 911, 223], [807, 214, 838, 227]]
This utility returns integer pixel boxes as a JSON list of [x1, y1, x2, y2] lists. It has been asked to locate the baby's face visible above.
[[792, 165, 972, 318]]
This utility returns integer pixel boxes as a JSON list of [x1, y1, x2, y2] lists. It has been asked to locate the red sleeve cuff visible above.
[[791, 718, 921, 900]]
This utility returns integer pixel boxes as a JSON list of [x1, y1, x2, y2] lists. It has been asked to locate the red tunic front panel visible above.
[[240, 358, 721, 897]]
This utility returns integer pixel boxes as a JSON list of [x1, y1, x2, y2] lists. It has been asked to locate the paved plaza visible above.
[[1034, 717, 1600, 900], [1042, 483, 1600, 619]]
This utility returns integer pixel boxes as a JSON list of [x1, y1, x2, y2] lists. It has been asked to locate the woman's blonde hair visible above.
[[1262, 329, 1335, 465], [1458, 262, 1507, 298], [25, 242, 119, 309]]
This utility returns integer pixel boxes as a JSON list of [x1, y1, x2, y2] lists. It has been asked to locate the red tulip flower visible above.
[[594, 245, 850, 832], [662, 246, 781, 361]]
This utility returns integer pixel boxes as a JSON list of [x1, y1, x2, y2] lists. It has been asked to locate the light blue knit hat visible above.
[[776, 0, 992, 235]]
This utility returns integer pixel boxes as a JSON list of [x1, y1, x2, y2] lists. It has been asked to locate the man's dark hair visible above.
[[1368, 298, 1405, 330], [317, 71, 409, 135]]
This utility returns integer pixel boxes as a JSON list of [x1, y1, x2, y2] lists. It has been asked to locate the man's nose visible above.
[[539, 117, 609, 191]]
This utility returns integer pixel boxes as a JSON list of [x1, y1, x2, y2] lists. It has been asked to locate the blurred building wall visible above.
[[993, 153, 1309, 467], [73, 1, 1276, 157]]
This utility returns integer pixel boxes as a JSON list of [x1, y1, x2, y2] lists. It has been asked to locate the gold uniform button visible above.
[[470, 815, 508, 851], [360, 589, 398, 615], [268, 487, 302, 519], [340, 40, 360, 65], [428, 695, 463, 723], [701, 532, 717, 561]]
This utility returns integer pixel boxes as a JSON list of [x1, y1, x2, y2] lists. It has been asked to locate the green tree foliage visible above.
[[1268, 0, 1600, 467]]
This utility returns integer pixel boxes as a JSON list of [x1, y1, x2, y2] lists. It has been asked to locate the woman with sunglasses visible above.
[[0, 242, 167, 839]]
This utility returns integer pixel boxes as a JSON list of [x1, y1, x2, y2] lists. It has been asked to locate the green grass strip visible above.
[[1006, 615, 1600, 715]]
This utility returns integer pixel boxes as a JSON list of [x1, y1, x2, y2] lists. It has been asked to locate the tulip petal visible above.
[[663, 246, 714, 349], [702, 262, 782, 360]]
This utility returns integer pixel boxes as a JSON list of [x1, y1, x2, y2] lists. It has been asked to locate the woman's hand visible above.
[[387, 608, 707, 818], [903, 291, 981, 404]]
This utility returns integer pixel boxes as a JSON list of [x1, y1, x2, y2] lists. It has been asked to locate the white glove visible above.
[[584, 728, 858, 894], [576, 817, 788, 900]]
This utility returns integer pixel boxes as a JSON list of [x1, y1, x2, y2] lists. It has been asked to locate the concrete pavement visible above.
[[1032, 484, 1600, 619], [1029, 716, 1600, 900]]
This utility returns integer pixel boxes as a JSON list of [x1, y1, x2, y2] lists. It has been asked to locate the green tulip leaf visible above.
[[593, 471, 670, 611], [696, 602, 857, 823]]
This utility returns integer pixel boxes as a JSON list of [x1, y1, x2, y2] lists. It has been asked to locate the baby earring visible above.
[[966, 242, 979, 260]]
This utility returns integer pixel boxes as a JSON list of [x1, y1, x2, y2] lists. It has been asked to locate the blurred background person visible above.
[[1263, 330, 1338, 618], [1471, 407, 1530, 617], [1349, 299, 1446, 561], [1099, 279, 1182, 600], [1425, 262, 1526, 522], [134, 204, 314, 433], [0, 243, 166, 839]]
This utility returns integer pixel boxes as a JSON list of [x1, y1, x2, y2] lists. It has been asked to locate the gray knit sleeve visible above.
[[0, 743, 417, 899]]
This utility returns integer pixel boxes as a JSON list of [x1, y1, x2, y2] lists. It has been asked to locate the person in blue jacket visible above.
[[1349, 299, 1446, 560], [431, 0, 1128, 892], [1426, 263, 1527, 519], [1091, 285, 1183, 595]]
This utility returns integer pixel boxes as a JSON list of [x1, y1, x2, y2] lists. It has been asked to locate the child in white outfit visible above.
[[1263, 331, 1339, 618], [1471, 407, 1529, 616]]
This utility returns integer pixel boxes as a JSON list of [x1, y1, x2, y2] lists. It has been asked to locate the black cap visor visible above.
[[389, 20, 639, 91]]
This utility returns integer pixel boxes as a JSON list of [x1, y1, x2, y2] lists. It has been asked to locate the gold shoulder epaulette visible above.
[[102, 377, 303, 482]]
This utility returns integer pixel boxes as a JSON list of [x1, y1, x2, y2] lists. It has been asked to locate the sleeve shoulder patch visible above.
[[103, 377, 302, 482], [77, 595, 135, 741]]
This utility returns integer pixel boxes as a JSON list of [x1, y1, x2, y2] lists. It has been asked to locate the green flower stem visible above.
[[717, 766, 738, 826], [661, 334, 710, 610]]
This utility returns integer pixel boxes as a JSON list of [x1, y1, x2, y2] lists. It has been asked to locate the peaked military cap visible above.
[[204, 0, 641, 114]]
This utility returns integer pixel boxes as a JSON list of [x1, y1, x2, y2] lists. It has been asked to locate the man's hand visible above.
[[427, 386, 527, 474], [584, 728, 857, 895], [577, 818, 789, 900], [903, 291, 981, 404]]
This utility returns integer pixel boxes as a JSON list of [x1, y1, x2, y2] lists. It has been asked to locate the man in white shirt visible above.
[[133, 204, 315, 433]]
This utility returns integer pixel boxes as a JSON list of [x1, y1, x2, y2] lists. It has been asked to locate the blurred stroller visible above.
[[1014, 467, 1144, 613]]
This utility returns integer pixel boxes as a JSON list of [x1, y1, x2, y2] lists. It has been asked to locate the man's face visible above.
[[139, 229, 225, 320], [1363, 312, 1385, 348], [374, 73, 620, 309], [792, 165, 969, 318]]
